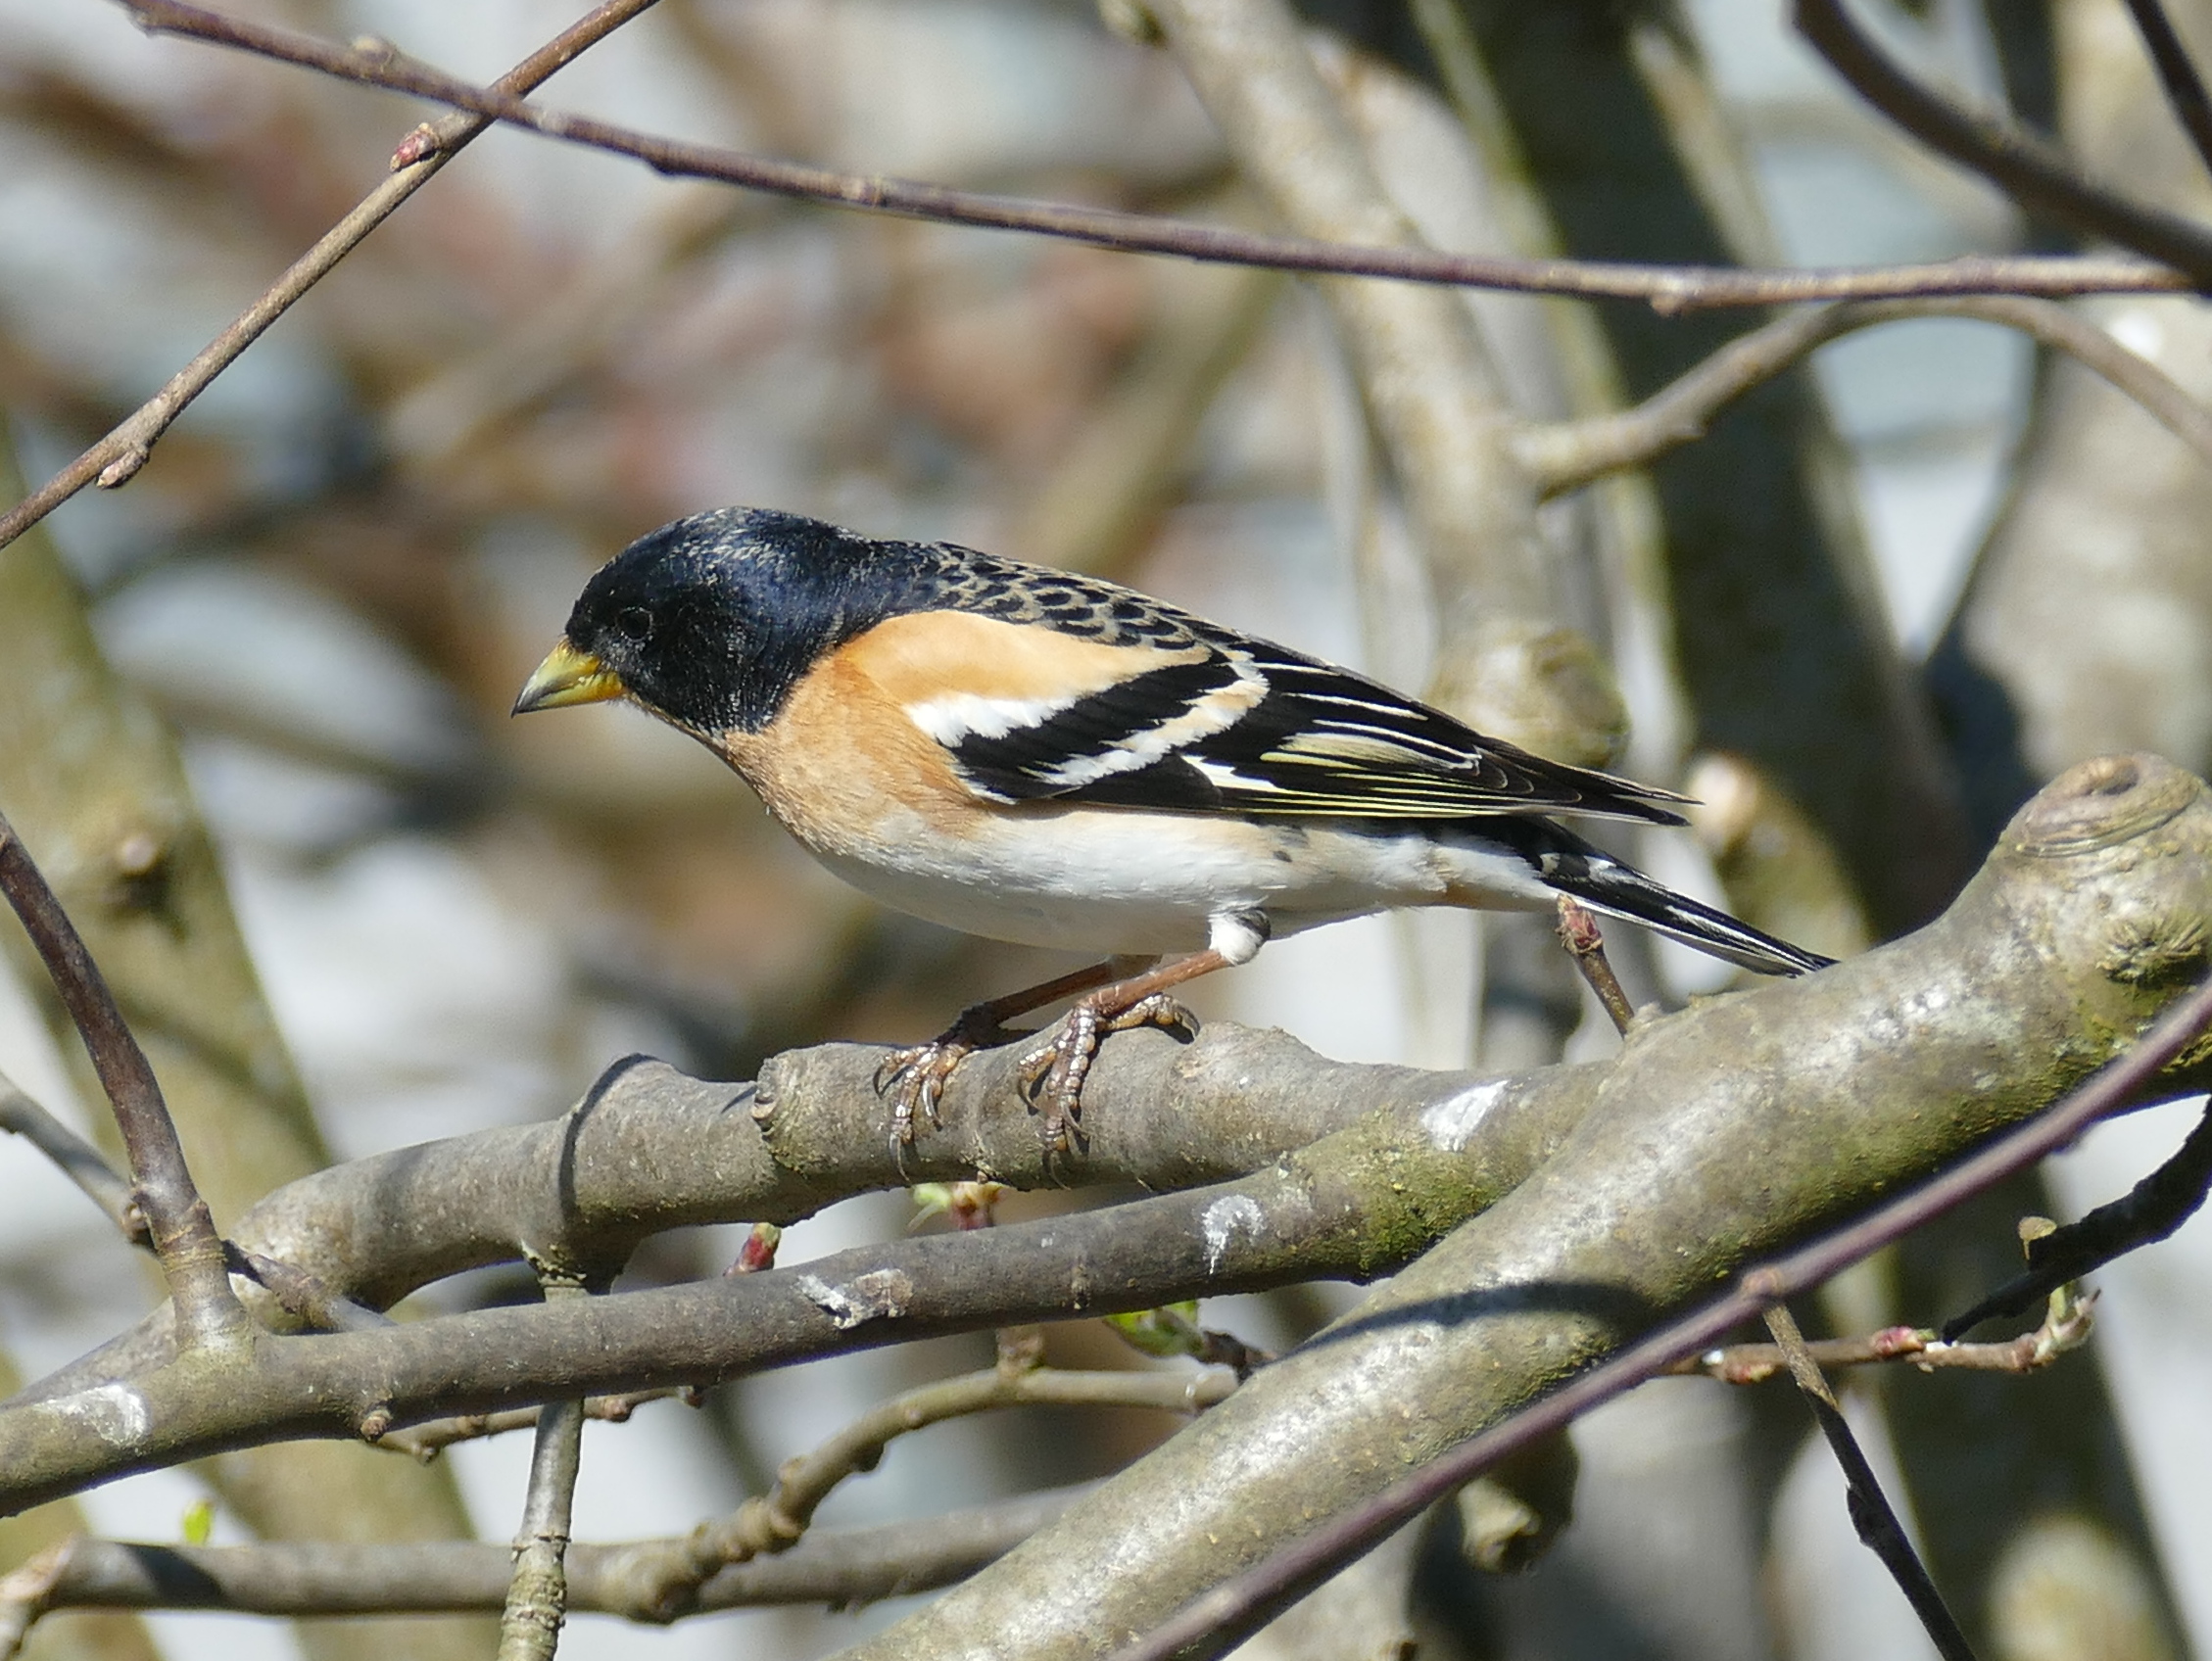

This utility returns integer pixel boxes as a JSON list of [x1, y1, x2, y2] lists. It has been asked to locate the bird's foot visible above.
[[1017, 991, 1198, 1153], [875, 1003, 1012, 1152]]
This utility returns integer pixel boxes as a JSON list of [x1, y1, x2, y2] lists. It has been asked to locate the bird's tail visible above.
[[1534, 840, 1833, 977]]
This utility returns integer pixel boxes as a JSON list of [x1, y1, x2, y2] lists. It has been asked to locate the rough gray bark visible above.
[[831, 753, 2212, 1661], [8, 757, 2199, 1647]]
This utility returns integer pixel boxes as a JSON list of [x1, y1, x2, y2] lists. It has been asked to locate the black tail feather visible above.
[[1536, 847, 1833, 977]]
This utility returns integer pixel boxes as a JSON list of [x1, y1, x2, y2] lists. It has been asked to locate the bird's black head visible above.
[[517, 507, 938, 735]]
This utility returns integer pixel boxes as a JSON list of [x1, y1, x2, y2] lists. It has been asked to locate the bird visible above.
[[514, 506, 1830, 1152]]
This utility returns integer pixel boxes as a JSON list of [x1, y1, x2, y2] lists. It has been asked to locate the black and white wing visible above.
[[938, 629, 1689, 828]]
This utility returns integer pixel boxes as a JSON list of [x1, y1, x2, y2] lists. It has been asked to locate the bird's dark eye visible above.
[[614, 606, 653, 642]]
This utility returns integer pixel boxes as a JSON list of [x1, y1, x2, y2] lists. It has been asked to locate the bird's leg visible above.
[[876, 958, 1132, 1148], [1017, 950, 1230, 1152]]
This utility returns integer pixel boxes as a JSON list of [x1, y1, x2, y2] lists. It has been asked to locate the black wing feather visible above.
[[947, 656, 1245, 803], [950, 624, 1687, 826]]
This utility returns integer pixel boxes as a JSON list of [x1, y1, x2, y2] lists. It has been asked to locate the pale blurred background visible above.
[[0, 2, 2205, 1659]]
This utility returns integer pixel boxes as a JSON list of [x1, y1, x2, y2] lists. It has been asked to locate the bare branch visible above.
[[1673, 1293, 2094, 1382], [107, 0, 2188, 313], [22, 1487, 1089, 1622], [497, 1276, 593, 1661], [0, 0, 668, 556], [0, 1068, 145, 1246], [1759, 1304, 1977, 1661], [221, 1245, 395, 1335], [378, 1390, 694, 1461], [4, 1373, 1209, 1628], [0, 1044, 1587, 1511], [1794, 0, 2212, 282], [1555, 898, 1635, 1035], [1106, 925, 2211, 1661], [892, 757, 2212, 1661], [2119, 0, 2212, 182], [18, 1021, 1587, 1413], [0, 813, 243, 1349], [621, 1364, 1238, 1621], [5, 758, 2209, 1641], [1942, 1100, 2212, 1338], [1516, 295, 2212, 498]]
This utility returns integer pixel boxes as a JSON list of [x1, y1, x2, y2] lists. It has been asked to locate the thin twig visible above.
[[21, 1487, 1091, 1621], [0, 1076, 390, 1333], [1555, 896, 1636, 1035], [1674, 1293, 2094, 1382], [1108, 973, 2212, 1661], [2121, 0, 2212, 181], [221, 1244, 395, 1335], [1942, 1101, 2212, 1339], [0, 0, 667, 557], [0, 813, 243, 1349], [1794, 0, 2212, 284], [112, 0, 2187, 312], [1760, 1304, 1977, 1661], [497, 1277, 593, 1661], [1517, 294, 2212, 498], [0, 1068, 146, 1245], [0, 1542, 71, 1661], [375, 1388, 694, 1461], [626, 1363, 1239, 1621]]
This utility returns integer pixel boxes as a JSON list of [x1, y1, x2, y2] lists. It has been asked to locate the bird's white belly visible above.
[[801, 805, 1557, 955]]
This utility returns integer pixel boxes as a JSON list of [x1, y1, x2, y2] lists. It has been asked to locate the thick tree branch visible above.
[[0, 1039, 1597, 1510], [11, 1019, 1590, 1411], [841, 754, 2212, 1661], [1113, 976, 2211, 1661], [226, 1021, 1579, 1337], [1516, 294, 2212, 498], [6, 759, 2209, 1544], [0, 758, 2194, 1637], [104, 0, 2186, 316]]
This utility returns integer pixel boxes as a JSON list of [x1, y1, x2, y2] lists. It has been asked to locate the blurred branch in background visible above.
[[92, 0, 2198, 303], [0, 425, 494, 1659], [0, 0, 671, 550]]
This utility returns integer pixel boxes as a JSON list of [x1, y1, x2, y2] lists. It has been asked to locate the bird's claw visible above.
[[1016, 993, 1196, 1152], [875, 1043, 960, 1154], [874, 1005, 1011, 1155]]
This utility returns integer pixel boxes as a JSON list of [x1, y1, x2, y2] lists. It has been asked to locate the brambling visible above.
[[516, 507, 1829, 1151]]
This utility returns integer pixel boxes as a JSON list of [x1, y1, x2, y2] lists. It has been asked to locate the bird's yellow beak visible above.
[[512, 639, 626, 715]]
